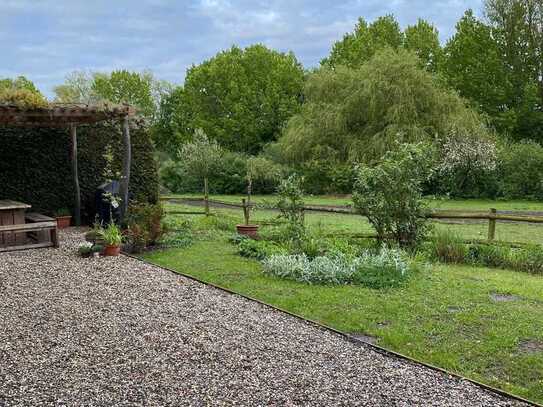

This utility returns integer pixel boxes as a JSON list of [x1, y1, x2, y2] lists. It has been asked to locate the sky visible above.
[[1, 0, 483, 98]]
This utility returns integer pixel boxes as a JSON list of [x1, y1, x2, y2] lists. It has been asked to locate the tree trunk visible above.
[[120, 115, 131, 221], [70, 124, 81, 226]]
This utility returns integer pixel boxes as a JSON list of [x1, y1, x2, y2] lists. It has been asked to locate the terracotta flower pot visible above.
[[56, 216, 72, 229], [236, 224, 260, 239], [104, 245, 121, 256]]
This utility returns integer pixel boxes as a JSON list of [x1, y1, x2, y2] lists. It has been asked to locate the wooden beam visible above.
[[70, 124, 81, 226], [119, 115, 131, 220], [0, 221, 57, 232]]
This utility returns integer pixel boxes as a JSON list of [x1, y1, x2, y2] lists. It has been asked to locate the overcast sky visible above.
[[1, 0, 483, 97]]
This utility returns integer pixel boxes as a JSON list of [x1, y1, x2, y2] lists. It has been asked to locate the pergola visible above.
[[0, 103, 135, 225]]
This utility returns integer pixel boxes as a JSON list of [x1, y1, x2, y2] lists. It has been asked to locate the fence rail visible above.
[[161, 196, 543, 243]]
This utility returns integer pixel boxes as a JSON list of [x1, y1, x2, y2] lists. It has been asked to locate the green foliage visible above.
[[498, 140, 543, 199], [353, 143, 433, 247], [442, 10, 511, 133], [279, 48, 489, 166], [262, 247, 415, 288], [426, 229, 468, 263], [0, 88, 48, 108], [237, 238, 287, 260], [162, 44, 304, 154], [0, 121, 158, 218], [276, 175, 306, 243], [98, 222, 124, 246], [323, 15, 441, 72], [54, 70, 171, 124], [125, 202, 165, 253], [179, 129, 223, 181]]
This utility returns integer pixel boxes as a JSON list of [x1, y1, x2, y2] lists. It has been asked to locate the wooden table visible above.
[[0, 200, 31, 246]]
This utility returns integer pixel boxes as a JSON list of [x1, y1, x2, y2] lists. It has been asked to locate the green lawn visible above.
[[143, 235, 543, 404]]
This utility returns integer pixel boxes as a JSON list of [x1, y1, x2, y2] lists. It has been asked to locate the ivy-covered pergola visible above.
[[0, 103, 135, 225]]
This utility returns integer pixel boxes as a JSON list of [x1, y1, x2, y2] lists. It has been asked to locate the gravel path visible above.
[[0, 229, 531, 406]]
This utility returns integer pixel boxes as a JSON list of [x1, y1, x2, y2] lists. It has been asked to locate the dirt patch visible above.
[[490, 293, 521, 302], [518, 339, 543, 354]]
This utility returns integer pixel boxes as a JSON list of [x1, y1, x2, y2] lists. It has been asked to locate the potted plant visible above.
[[55, 208, 72, 229], [98, 222, 123, 256], [78, 242, 93, 258], [236, 157, 281, 239]]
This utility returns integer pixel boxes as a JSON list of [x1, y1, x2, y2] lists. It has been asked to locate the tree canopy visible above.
[[322, 15, 441, 72], [278, 48, 488, 166], [158, 44, 305, 155]]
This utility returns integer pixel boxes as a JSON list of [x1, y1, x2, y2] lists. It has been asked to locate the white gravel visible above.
[[0, 229, 531, 406]]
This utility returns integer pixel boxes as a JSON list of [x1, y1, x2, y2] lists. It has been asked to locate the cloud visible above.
[[1, 0, 483, 97]]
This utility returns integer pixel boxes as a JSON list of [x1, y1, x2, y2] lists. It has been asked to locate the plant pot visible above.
[[56, 216, 72, 229], [104, 245, 121, 256], [236, 224, 259, 239]]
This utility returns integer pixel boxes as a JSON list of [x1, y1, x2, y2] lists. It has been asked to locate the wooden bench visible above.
[[0, 213, 58, 253]]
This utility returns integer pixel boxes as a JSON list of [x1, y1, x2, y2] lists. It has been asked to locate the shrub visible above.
[[510, 245, 543, 274], [351, 248, 413, 289], [353, 143, 433, 248], [426, 229, 468, 263], [125, 202, 165, 253], [262, 247, 416, 288], [467, 244, 512, 269], [498, 141, 543, 199]]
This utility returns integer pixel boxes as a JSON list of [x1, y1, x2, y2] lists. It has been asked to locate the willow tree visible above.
[[278, 48, 489, 167]]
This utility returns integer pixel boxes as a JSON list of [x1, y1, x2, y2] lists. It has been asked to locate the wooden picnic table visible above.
[[0, 200, 31, 246], [0, 200, 58, 252]]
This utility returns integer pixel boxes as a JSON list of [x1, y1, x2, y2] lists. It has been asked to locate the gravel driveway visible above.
[[0, 229, 531, 406]]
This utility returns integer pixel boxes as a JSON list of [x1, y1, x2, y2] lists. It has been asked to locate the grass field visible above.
[[163, 200, 543, 245], [164, 193, 543, 211], [143, 233, 543, 404], [144, 195, 543, 403]]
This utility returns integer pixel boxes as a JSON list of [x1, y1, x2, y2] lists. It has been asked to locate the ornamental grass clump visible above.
[[263, 247, 415, 289]]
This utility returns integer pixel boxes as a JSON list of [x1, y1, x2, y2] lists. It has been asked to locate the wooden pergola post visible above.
[[119, 115, 131, 220], [70, 124, 81, 226]]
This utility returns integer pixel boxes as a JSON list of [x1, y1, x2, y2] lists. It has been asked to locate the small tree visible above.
[[352, 143, 433, 248], [276, 175, 306, 245], [179, 129, 223, 215]]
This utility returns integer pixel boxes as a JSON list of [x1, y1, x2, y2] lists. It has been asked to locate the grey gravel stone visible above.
[[0, 229, 531, 406]]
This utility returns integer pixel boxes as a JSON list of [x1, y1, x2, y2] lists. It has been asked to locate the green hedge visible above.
[[0, 120, 158, 222]]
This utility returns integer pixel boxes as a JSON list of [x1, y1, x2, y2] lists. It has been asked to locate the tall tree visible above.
[[485, 0, 543, 140], [172, 44, 304, 154], [279, 48, 489, 166], [54, 70, 171, 124], [322, 15, 403, 68], [442, 10, 510, 131], [404, 19, 442, 72]]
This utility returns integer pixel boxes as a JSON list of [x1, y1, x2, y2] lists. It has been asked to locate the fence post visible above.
[[488, 208, 497, 241]]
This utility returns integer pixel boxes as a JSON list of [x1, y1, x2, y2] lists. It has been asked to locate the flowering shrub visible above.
[[436, 131, 498, 197], [262, 248, 415, 288]]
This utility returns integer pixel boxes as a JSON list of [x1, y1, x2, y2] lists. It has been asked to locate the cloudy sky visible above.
[[1, 0, 483, 97]]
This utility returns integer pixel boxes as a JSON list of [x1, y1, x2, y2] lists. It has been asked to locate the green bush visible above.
[[467, 244, 512, 268], [498, 141, 543, 199], [0, 121, 158, 219], [353, 143, 433, 248], [125, 202, 165, 253], [426, 229, 468, 263], [351, 248, 414, 289]]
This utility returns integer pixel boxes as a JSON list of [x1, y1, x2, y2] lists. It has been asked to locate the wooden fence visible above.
[[160, 196, 543, 245]]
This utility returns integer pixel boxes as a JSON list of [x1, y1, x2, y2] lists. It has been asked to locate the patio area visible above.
[[0, 229, 530, 406]]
